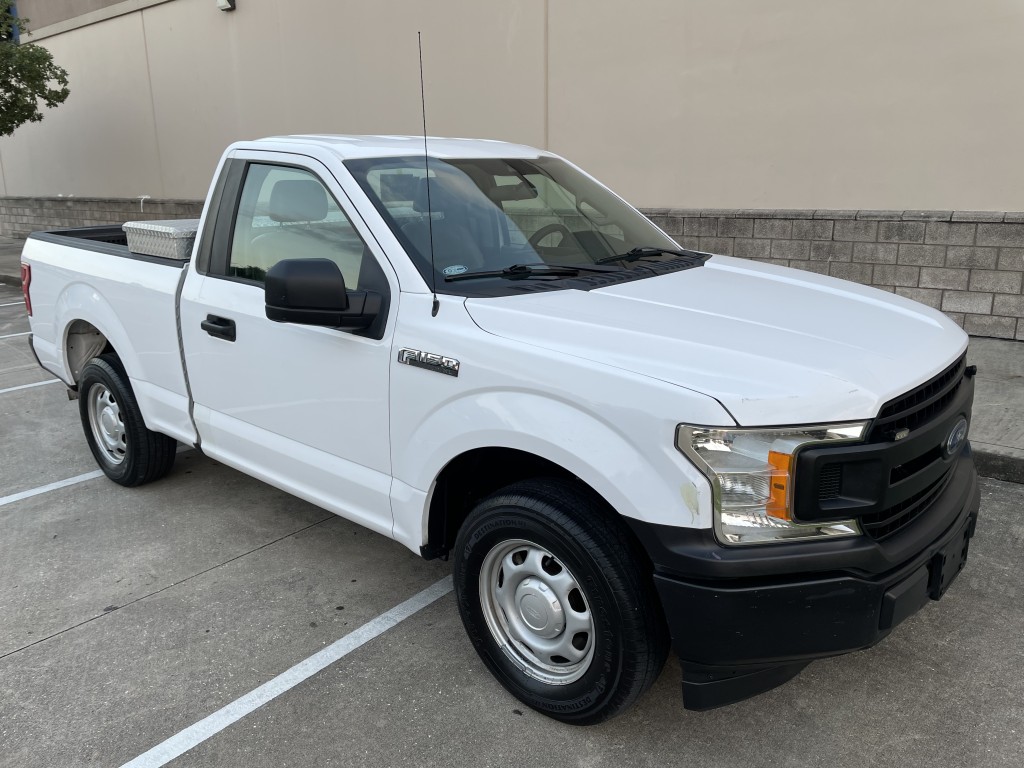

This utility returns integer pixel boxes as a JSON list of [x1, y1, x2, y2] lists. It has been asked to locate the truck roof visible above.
[[253, 134, 550, 161]]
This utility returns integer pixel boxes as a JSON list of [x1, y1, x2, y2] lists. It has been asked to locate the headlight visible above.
[[676, 423, 867, 545]]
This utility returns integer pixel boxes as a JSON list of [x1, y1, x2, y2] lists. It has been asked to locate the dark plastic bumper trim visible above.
[[630, 453, 980, 710]]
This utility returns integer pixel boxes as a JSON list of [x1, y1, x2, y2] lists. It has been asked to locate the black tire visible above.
[[453, 478, 669, 725], [78, 354, 177, 487]]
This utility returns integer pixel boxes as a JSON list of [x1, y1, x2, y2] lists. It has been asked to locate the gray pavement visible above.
[[0, 235, 22, 286], [0, 281, 1023, 766], [968, 338, 1024, 483]]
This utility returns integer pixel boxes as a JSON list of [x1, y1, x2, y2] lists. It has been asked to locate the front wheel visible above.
[[453, 479, 668, 725], [78, 354, 177, 486]]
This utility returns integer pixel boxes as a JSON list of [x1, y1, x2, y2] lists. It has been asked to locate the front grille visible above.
[[868, 354, 966, 442], [860, 467, 955, 540], [890, 446, 942, 484], [859, 354, 968, 540], [800, 352, 970, 541]]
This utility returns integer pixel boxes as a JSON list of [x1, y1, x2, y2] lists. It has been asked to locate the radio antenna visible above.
[[418, 32, 439, 317]]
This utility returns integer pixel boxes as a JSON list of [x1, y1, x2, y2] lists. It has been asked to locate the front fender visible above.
[[394, 388, 719, 543]]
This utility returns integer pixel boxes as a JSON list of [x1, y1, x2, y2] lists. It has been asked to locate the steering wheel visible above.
[[528, 223, 575, 249]]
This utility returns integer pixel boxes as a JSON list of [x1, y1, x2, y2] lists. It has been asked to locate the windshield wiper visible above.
[[595, 246, 707, 265], [444, 263, 620, 283]]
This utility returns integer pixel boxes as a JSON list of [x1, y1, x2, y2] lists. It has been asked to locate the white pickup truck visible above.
[[21, 135, 980, 724]]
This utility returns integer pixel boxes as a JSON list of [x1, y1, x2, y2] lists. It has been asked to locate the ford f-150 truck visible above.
[[21, 135, 980, 725]]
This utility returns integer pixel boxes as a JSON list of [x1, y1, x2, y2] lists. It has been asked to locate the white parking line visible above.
[[0, 301, 25, 307], [0, 331, 31, 340], [0, 379, 62, 395], [0, 469, 105, 508], [0, 446, 189, 509], [120, 575, 454, 768]]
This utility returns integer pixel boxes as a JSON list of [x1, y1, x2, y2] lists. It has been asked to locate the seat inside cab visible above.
[[247, 179, 365, 289]]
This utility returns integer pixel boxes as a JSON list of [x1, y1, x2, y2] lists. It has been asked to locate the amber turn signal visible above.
[[766, 449, 792, 520]]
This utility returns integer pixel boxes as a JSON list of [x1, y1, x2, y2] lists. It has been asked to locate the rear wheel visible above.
[[453, 478, 668, 725], [78, 354, 177, 486]]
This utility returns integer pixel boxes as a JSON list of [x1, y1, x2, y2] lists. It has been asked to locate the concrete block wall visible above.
[[0, 197, 204, 238], [642, 209, 1024, 341]]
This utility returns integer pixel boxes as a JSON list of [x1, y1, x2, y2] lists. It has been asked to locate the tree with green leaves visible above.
[[0, 1, 69, 136]]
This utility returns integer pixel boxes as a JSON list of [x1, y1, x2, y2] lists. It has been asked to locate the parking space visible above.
[[0, 288, 29, 330], [0, 342, 53, 392], [1, 295, 1023, 768], [170, 478, 1024, 768], [0, 384, 88, 494], [0, 290, 55, 395]]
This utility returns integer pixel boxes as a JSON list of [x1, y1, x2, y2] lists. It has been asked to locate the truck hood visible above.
[[464, 256, 968, 426]]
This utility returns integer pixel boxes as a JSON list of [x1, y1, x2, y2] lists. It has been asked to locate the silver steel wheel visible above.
[[87, 383, 127, 465], [479, 539, 596, 685]]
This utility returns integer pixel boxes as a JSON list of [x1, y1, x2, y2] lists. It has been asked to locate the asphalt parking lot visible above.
[[1, 281, 1023, 768]]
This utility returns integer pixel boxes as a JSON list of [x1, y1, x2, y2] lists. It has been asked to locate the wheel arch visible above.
[[424, 447, 573, 559], [64, 319, 117, 386], [421, 446, 656, 564], [393, 390, 716, 556], [55, 284, 136, 386]]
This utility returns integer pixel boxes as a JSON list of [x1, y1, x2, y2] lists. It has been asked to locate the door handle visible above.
[[201, 314, 236, 342]]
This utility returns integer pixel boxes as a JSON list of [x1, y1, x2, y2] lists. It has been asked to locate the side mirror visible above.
[[264, 258, 382, 329]]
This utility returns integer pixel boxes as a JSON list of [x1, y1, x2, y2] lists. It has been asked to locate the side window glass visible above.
[[228, 164, 383, 291]]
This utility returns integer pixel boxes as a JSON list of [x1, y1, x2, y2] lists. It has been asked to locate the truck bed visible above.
[[29, 225, 194, 266], [22, 227, 197, 445]]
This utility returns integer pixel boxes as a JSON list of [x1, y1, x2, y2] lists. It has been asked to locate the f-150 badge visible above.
[[397, 348, 460, 377]]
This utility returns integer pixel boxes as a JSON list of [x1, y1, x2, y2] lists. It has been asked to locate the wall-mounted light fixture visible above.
[[216, 0, 236, 10]]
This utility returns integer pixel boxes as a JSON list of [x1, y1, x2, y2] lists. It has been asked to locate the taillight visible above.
[[21, 263, 32, 316]]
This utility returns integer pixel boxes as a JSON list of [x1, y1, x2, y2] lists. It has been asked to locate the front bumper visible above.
[[627, 448, 980, 710]]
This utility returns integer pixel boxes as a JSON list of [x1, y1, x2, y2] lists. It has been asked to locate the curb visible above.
[[974, 448, 1024, 485]]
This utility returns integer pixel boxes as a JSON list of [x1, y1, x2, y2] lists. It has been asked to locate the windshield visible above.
[[345, 155, 686, 295]]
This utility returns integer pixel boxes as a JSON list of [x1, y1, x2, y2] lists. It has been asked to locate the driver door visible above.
[[179, 151, 397, 538]]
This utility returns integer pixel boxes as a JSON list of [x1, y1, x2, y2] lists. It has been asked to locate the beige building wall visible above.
[[548, 0, 1024, 210], [2, 0, 1023, 209], [1, 10, 164, 198], [142, 0, 546, 200], [15, 0, 127, 30]]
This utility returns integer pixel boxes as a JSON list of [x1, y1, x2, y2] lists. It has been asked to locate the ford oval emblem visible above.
[[945, 418, 968, 457]]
